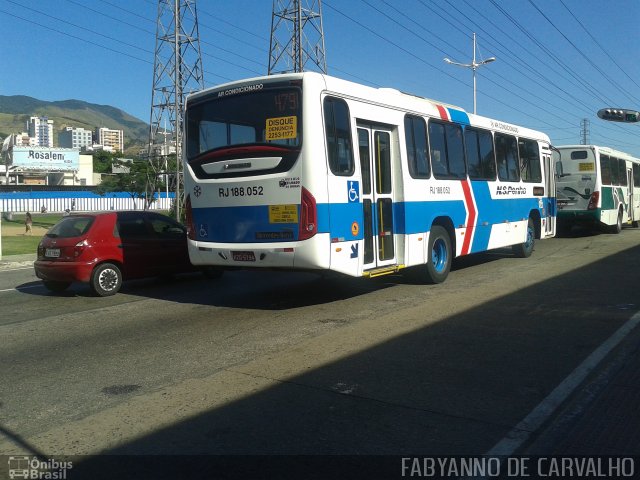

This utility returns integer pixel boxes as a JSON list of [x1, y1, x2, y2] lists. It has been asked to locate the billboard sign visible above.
[[10, 147, 80, 171]]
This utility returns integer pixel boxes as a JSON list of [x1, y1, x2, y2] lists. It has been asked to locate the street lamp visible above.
[[444, 33, 495, 114]]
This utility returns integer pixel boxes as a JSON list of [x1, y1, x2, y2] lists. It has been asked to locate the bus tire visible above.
[[609, 209, 623, 234], [513, 218, 535, 258], [425, 225, 452, 284]]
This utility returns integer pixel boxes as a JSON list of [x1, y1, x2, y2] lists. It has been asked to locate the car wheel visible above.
[[513, 218, 535, 258], [90, 263, 122, 297], [425, 225, 452, 284], [43, 281, 71, 293]]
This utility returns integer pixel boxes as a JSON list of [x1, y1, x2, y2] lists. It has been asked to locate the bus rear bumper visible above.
[[188, 234, 330, 270]]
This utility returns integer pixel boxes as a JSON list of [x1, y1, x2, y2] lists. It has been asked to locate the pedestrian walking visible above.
[[25, 211, 33, 235]]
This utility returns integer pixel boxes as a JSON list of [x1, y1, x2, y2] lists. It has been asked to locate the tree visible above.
[[95, 159, 151, 209], [92, 150, 117, 174]]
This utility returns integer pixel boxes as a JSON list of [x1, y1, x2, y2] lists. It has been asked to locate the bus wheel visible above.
[[609, 209, 623, 234], [513, 218, 535, 258], [425, 226, 452, 284]]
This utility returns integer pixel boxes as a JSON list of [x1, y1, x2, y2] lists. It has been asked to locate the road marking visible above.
[[0, 266, 34, 272], [486, 310, 640, 456], [0, 285, 42, 293]]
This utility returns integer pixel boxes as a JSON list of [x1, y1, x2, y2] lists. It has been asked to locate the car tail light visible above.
[[74, 239, 88, 258], [37, 242, 45, 257], [185, 194, 195, 240], [298, 187, 317, 241], [587, 191, 599, 210]]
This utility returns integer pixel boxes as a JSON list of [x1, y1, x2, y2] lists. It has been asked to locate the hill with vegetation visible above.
[[0, 95, 148, 155]]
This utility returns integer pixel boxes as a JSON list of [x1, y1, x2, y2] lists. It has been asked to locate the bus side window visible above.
[[324, 97, 354, 176], [618, 158, 627, 186], [600, 155, 612, 185], [633, 163, 640, 187], [445, 124, 466, 179], [429, 122, 448, 178], [465, 127, 496, 180], [404, 115, 430, 179], [495, 133, 520, 182], [518, 138, 542, 183]]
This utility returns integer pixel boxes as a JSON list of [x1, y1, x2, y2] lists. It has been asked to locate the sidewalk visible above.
[[525, 314, 640, 455], [0, 253, 36, 270]]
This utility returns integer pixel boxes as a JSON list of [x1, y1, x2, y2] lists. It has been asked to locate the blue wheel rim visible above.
[[432, 238, 448, 273], [525, 225, 534, 250]]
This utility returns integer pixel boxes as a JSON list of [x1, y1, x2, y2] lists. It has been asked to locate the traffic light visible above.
[[597, 108, 640, 122]]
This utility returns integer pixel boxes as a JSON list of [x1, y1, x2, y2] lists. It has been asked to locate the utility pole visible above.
[[268, 0, 327, 74], [148, 0, 204, 220], [580, 118, 590, 145], [444, 33, 495, 115]]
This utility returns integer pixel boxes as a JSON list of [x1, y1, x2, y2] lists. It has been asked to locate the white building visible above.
[[10, 132, 37, 147], [27, 116, 54, 147], [59, 126, 93, 150], [95, 127, 124, 152]]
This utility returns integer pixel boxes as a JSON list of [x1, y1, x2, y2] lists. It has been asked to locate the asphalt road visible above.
[[1, 228, 639, 476]]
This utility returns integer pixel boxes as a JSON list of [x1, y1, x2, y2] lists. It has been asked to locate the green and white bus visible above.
[[554, 145, 640, 233]]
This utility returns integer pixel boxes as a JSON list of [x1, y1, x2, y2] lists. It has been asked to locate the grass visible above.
[[1, 236, 42, 256], [1, 213, 64, 256]]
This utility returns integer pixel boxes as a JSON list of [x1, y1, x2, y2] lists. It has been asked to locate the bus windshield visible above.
[[186, 87, 302, 161], [555, 148, 596, 179]]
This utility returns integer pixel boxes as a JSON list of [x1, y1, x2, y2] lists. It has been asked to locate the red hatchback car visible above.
[[34, 211, 217, 296]]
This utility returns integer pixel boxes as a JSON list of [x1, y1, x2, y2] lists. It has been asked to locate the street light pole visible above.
[[444, 33, 496, 114]]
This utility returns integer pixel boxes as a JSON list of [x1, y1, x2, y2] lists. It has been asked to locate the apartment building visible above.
[[27, 116, 54, 147], [59, 126, 93, 150], [95, 127, 124, 152]]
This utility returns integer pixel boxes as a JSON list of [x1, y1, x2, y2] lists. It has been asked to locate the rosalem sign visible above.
[[10, 147, 80, 171]]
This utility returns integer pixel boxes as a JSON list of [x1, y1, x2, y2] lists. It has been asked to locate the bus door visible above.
[[626, 167, 634, 224], [543, 151, 556, 236], [357, 125, 396, 270]]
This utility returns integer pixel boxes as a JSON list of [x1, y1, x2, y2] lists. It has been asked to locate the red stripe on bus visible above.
[[436, 105, 448, 121], [460, 180, 476, 255]]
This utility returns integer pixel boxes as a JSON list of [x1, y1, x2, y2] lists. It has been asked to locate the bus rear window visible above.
[[186, 87, 302, 160]]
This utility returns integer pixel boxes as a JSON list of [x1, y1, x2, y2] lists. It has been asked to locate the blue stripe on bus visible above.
[[194, 195, 543, 246], [447, 108, 470, 126]]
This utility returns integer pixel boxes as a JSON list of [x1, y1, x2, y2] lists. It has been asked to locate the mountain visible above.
[[0, 95, 149, 155]]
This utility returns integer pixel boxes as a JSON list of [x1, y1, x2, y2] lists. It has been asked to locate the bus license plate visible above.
[[232, 251, 256, 262], [45, 248, 60, 258]]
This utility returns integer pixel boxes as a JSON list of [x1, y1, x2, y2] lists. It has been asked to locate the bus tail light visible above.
[[299, 187, 317, 241], [185, 194, 196, 240], [587, 191, 599, 210]]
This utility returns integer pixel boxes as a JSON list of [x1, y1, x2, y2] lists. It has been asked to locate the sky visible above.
[[1, 0, 639, 156]]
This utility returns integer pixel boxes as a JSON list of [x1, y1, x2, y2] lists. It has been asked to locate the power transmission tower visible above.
[[268, 0, 327, 74], [148, 0, 204, 220], [580, 118, 590, 145]]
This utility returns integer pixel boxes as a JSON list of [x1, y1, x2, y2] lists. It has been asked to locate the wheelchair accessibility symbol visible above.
[[348, 181, 359, 203]]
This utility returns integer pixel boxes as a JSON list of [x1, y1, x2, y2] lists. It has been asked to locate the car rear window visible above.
[[47, 216, 95, 238]]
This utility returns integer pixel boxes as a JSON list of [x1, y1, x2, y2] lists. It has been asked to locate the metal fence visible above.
[[0, 190, 174, 214]]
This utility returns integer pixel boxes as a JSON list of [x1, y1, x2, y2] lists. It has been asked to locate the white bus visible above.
[[183, 72, 556, 283], [554, 145, 640, 233]]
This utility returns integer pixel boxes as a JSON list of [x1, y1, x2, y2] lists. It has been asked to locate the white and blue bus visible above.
[[183, 72, 556, 283]]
